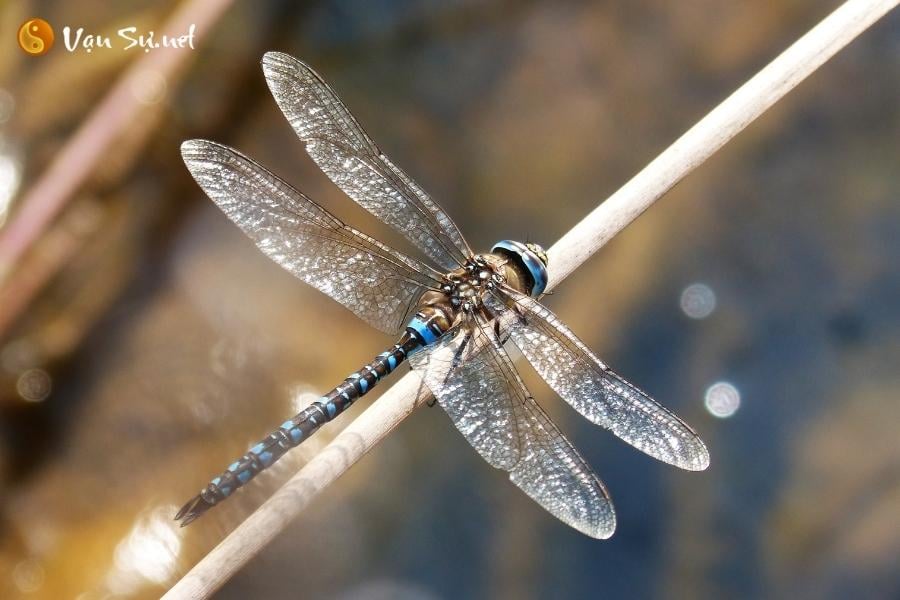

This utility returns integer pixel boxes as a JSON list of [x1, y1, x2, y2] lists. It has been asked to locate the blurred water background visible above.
[[0, 1, 898, 598]]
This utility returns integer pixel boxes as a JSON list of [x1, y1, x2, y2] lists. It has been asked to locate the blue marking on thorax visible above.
[[325, 401, 336, 418], [237, 470, 252, 484], [227, 461, 240, 472], [358, 377, 369, 392], [289, 428, 303, 444], [387, 354, 398, 371], [211, 477, 221, 487], [220, 484, 233, 497]]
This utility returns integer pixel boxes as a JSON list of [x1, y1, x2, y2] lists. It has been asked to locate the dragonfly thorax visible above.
[[440, 255, 506, 313], [414, 241, 548, 340], [406, 256, 507, 347], [430, 240, 549, 320]]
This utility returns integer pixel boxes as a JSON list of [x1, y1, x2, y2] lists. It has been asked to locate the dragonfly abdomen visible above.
[[176, 331, 422, 525]]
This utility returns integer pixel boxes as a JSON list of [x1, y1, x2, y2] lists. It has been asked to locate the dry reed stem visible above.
[[164, 0, 898, 597]]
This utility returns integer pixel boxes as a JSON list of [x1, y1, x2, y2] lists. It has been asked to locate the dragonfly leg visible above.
[[443, 330, 473, 386]]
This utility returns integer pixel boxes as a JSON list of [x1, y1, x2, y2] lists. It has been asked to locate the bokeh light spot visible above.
[[12, 559, 45, 593], [704, 381, 741, 418], [291, 385, 321, 414], [680, 282, 717, 319], [106, 506, 182, 595], [16, 368, 52, 402]]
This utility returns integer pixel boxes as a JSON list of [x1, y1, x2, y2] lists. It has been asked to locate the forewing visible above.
[[493, 289, 710, 471], [181, 139, 440, 335], [408, 325, 522, 470], [262, 51, 472, 270]]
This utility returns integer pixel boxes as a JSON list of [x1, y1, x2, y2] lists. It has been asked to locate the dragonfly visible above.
[[176, 52, 709, 538]]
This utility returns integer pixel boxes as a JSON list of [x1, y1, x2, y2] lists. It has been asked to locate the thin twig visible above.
[[0, 0, 235, 284], [164, 0, 898, 597]]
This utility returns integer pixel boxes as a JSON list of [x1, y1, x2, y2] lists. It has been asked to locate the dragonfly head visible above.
[[491, 240, 549, 297]]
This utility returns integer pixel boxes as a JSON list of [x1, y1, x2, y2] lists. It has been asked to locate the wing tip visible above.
[[684, 439, 711, 471], [261, 50, 288, 69], [582, 507, 617, 540], [180, 138, 228, 163], [180, 139, 248, 171], [652, 438, 709, 471], [180, 138, 205, 158], [261, 51, 314, 78], [694, 447, 711, 471], [575, 509, 617, 540]]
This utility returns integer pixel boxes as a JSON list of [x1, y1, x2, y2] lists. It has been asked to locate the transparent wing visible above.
[[491, 288, 710, 471], [408, 324, 523, 470], [181, 139, 442, 335], [475, 315, 616, 539], [411, 316, 616, 539], [511, 387, 616, 539], [262, 51, 472, 271]]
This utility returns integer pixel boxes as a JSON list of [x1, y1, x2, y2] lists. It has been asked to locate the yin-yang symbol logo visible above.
[[18, 18, 55, 56]]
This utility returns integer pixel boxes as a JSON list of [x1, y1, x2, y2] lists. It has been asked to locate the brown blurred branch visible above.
[[164, 0, 898, 597], [0, 0, 235, 317]]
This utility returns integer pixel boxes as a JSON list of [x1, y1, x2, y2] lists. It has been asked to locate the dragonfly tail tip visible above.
[[175, 494, 213, 526]]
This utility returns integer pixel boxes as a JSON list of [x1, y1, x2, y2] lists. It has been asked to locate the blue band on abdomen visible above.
[[378, 351, 397, 372], [408, 316, 439, 345]]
